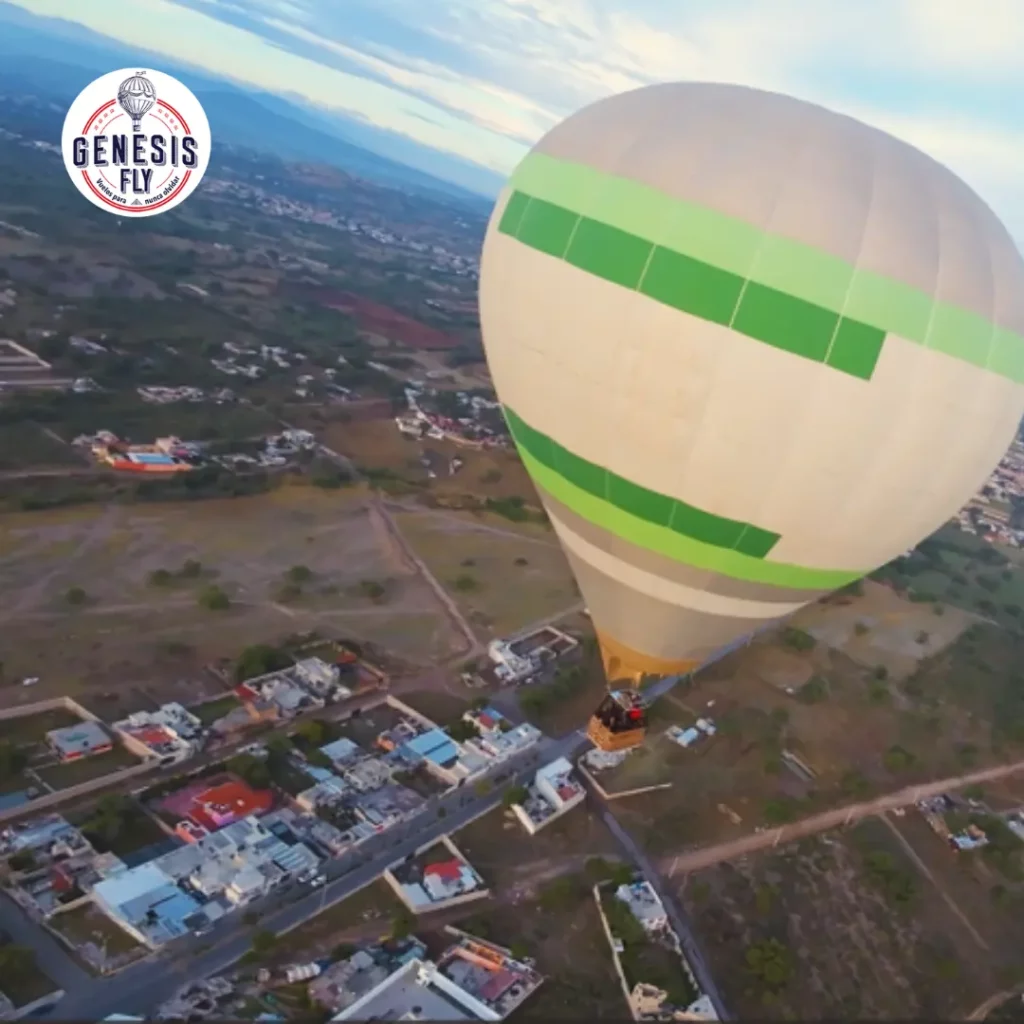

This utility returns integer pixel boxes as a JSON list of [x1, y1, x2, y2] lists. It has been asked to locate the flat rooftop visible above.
[[346, 972, 471, 1021]]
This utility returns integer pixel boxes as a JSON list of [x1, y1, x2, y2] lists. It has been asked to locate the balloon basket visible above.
[[586, 688, 649, 752]]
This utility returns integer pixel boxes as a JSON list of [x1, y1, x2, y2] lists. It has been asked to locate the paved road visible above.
[[0, 893, 90, 994], [42, 731, 588, 1021], [656, 755, 1024, 878], [598, 808, 729, 1021]]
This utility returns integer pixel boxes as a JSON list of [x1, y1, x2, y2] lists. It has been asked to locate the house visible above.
[[437, 934, 544, 1019], [186, 779, 274, 831], [114, 703, 204, 765], [0, 814, 92, 860], [320, 737, 361, 767], [511, 757, 586, 835], [343, 757, 393, 792], [331, 957, 502, 1021], [615, 881, 669, 933], [386, 845, 488, 913], [46, 721, 113, 761], [92, 862, 205, 949], [398, 729, 464, 782]]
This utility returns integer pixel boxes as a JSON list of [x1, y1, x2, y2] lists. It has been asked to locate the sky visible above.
[[9, 0, 1024, 241]]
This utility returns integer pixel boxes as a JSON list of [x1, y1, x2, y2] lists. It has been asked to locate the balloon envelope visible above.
[[478, 83, 1024, 683]]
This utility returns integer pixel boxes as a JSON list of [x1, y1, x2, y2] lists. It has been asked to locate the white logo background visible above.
[[61, 68, 212, 218]]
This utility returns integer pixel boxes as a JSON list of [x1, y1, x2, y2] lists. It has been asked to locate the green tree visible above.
[[390, 907, 415, 940], [745, 938, 793, 991], [447, 719, 479, 743], [148, 568, 172, 587], [287, 565, 313, 583], [359, 580, 386, 603], [65, 585, 87, 605], [502, 784, 529, 808], [234, 644, 292, 682], [250, 929, 277, 956], [295, 718, 329, 747], [226, 753, 271, 790], [198, 584, 230, 610], [452, 574, 478, 592], [0, 741, 27, 782], [180, 558, 203, 579]]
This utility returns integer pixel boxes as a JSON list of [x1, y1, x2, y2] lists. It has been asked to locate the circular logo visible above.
[[61, 68, 211, 217]]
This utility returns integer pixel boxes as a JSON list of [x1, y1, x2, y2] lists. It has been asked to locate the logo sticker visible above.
[[61, 68, 211, 217]]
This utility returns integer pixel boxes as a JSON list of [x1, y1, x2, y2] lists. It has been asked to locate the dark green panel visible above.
[[565, 218, 652, 290], [498, 190, 532, 238], [732, 282, 839, 363], [507, 403, 785, 561], [552, 441, 608, 495], [735, 525, 780, 558], [641, 246, 744, 326], [670, 500, 747, 549], [607, 473, 675, 526], [515, 197, 579, 258], [826, 317, 887, 380]]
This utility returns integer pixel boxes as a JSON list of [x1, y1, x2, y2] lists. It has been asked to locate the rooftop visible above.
[[46, 721, 111, 757]]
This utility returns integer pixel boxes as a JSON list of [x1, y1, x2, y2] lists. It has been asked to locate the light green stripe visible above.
[[518, 447, 867, 590], [509, 152, 1024, 383]]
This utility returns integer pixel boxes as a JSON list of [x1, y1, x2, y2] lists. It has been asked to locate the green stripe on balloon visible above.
[[502, 153, 1024, 384], [504, 406, 867, 589]]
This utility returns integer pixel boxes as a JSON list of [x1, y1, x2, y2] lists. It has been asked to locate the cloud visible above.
[[7, 0, 1024, 239]]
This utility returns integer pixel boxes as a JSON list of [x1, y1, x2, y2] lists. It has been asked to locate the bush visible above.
[[65, 585, 87, 605], [148, 568, 172, 587], [502, 784, 528, 807], [452, 573, 479, 592], [197, 584, 230, 610], [781, 627, 815, 651], [234, 643, 292, 681]]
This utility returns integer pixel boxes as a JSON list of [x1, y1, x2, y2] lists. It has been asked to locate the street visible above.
[[38, 731, 588, 1021]]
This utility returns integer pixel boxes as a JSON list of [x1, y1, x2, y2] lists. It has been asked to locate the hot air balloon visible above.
[[478, 83, 1024, 753], [117, 72, 157, 133]]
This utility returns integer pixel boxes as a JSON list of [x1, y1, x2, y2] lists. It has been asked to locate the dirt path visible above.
[[370, 497, 480, 659], [880, 814, 989, 949], [968, 987, 1024, 1020], [658, 757, 1024, 878], [383, 501, 561, 548]]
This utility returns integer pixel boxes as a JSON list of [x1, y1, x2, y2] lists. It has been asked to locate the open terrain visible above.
[[678, 815, 1024, 1018], [596, 581, 1023, 852], [0, 485, 460, 708], [390, 507, 577, 639]]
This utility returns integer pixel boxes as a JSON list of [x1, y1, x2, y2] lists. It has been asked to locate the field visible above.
[[597, 583, 1023, 851], [396, 690, 472, 729], [392, 508, 579, 637], [0, 423, 85, 472], [0, 486, 460, 706], [34, 745, 139, 789], [0, 941, 56, 1008], [679, 816, 1023, 1018], [453, 806, 622, 891], [314, 415, 539, 505]]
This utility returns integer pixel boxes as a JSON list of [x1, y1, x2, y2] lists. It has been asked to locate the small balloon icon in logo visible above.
[[117, 72, 157, 132]]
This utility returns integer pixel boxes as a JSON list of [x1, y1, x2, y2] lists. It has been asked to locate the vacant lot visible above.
[[454, 806, 622, 891], [50, 902, 143, 959], [680, 818, 1006, 1018], [0, 487, 458, 704], [392, 508, 578, 638], [794, 579, 973, 681], [35, 745, 139, 790], [397, 690, 472, 729]]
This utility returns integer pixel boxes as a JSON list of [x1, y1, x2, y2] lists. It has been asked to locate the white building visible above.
[[464, 723, 541, 764], [615, 881, 669, 933], [293, 657, 352, 701], [511, 757, 586, 835], [332, 958, 500, 1022], [113, 703, 204, 765], [386, 850, 489, 913]]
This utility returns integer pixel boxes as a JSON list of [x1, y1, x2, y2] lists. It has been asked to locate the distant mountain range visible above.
[[0, 2, 503, 210]]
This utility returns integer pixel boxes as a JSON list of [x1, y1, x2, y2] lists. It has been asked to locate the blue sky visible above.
[[10, 0, 1024, 240]]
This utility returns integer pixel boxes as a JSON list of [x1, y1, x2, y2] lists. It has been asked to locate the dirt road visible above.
[[659, 757, 1024, 877]]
